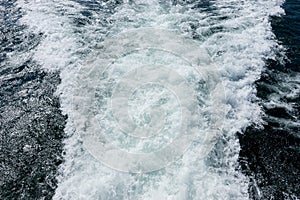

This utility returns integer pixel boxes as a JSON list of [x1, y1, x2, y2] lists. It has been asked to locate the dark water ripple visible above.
[[0, 1, 66, 199], [239, 0, 300, 199]]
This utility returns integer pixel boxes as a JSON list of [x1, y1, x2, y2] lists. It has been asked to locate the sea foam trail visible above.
[[17, 0, 285, 199]]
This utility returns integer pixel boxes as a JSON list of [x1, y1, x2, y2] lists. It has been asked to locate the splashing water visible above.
[[17, 0, 285, 199]]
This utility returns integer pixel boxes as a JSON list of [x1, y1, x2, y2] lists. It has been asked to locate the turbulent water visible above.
[[239, 0, 300, 199], [0, 0, 299, 199]]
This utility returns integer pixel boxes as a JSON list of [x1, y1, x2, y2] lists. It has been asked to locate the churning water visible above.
[[1, 0, 299, 199]]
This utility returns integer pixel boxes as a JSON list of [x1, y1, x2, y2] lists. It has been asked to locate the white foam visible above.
[[17, 0, 285, 199]]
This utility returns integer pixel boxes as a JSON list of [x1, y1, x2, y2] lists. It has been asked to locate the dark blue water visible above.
[[239, 0, 300, 199], [0, 0, 299, 199], [0, 1, 66, 199]]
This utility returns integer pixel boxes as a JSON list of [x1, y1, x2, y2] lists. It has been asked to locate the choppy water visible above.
[[0, 0, 66, 199], [0, 0, 299, 199], [239, 0, 300, 199]]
